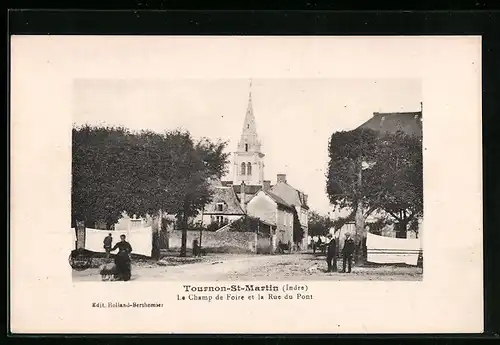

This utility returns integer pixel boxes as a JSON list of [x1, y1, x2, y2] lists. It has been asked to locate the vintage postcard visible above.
[[10, 36, 483, 333]]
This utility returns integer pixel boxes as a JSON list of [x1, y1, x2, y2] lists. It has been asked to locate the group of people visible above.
[[103, 233, 133, 281], [310, 235, 328, 254], [324, 232, 355, 273]]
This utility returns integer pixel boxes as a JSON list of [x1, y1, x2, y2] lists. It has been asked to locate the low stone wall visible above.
[[168, 230, 270, 254], [256, 235, 273, 254]]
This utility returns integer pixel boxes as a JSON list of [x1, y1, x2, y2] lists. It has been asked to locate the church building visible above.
[[201, 81, 309, 248]]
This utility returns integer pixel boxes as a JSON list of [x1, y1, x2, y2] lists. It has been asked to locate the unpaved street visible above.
[[72, 252, 422, 281]]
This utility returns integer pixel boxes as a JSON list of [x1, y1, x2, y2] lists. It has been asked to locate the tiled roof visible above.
[[270, 182, 309, 209], [232, 184, 263, 195], [232, 184, 263, 206], [241, 194, 256, 204], [357, 111, 422, 137], [221, 182, 302, 210], [204, 186, 245, 215], [263, 191, 294, 210]]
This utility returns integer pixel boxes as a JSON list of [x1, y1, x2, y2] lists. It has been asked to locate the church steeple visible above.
[[237, 79, 262, 153], [233, 79, 265, 186]]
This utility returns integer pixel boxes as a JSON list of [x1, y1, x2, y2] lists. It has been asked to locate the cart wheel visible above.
[[69, 250, 93, 271]]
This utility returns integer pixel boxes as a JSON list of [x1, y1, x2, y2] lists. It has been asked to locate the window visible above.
[[247, 124, 250, 129], [216, 216, 224, 224], [240, 162, 246, 175], [245, 143, 249, 152], [247, 162, 252, 175], [216, 203, 224, 212]]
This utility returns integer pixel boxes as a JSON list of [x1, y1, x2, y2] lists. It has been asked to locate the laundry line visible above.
[[72, 227, 153, 257]]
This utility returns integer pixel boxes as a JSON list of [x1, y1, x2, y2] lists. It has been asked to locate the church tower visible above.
[[233, 80, 265, 186]]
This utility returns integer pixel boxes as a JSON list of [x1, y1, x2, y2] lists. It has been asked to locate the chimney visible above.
[[240, 182, 246, 211], [277, 174, 287, 184], [263, 180, 271, 191]]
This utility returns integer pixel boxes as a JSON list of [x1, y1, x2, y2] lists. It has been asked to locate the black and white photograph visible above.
[[11, 35, 482, 334], [70, 78, 424, 282]]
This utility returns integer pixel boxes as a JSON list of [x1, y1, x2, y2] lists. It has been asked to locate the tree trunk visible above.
[[354, 163, 366, 266], [180, 203, 189, 257], [161, 215, 171, 250], [180, 216, 187, 257], [354, 198, 366, 266], [395, 221, 408, 238], [151, 210, 162, 261]]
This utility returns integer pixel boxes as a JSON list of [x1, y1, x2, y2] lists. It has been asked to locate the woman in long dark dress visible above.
[[111, 234, 133, 281]]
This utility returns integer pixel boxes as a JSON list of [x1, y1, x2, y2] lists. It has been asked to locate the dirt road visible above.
[[72, 253, 422, 282]]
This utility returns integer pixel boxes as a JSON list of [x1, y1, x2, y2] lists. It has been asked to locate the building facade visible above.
[[269, 174, 309, 249], [201, 178, 245, 227], [246, 190, 295, 250]]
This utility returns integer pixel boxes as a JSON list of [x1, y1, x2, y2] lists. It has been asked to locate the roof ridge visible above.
[[262, 190, 294, 209], [273, 181, 306, 197]]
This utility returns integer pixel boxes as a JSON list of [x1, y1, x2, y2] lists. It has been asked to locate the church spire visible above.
[[249, 78, 252, 102], [246, 79, 253, 119], [233, 79, 265, 186], [237, 79, 261, 153]]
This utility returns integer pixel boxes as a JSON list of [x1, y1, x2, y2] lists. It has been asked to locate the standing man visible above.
[[341, 232, 355, 273], [325, 233, 337, 272], [103, 233, 113, 259]]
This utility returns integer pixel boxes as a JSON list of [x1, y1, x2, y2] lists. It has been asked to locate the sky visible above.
[[73, 78, 421, 216]]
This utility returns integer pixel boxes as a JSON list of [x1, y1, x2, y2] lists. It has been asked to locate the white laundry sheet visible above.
[[366, 233, 421, 266], [128, 227, 153, 257], [70, 228, 77, 251], [84, 227, 152, 257]]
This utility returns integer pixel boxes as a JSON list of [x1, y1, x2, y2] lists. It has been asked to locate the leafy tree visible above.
[[166, 133, 229, 256], [206, 221, 222, 232], [72, 125, 136, 227], [195, 137, 230, 179], [71, 125, 229, 258], [365, 217, 393, 236], [229, 215, 262, 233], [367, 131, 423, 238], [326, 128, 423, 264], [308, 211, 334, 237], [331, 211, 355, 231]]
